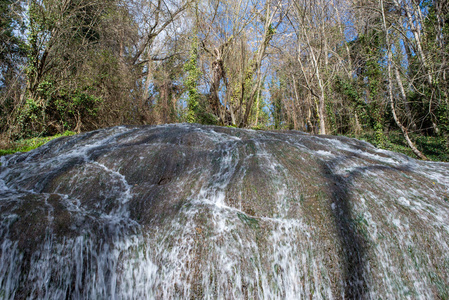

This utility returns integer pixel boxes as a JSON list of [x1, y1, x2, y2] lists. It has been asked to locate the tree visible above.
[[13, 0, 108, 136], [128, 0, 193, 123], [183, 34, 203, 123], [380, 0, 428, 159], [0, 0, 26, 139], [285, 0, 356, 134], [193, 0, 286, 127]]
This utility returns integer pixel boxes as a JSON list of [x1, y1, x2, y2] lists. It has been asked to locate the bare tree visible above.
[[289, 0, 353, 134], [380, 0, 428, 159], [127, 0, 193, 123], [195, 0, 287, 127]]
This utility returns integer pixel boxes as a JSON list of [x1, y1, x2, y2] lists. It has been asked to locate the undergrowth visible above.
[[0, 131, 76, 157], [351, 131, 449, 162]]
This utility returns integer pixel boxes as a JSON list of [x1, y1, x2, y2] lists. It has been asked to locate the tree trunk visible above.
[[381, 0, 428, 160], [208, 55, 225, 123], [394, 64, 416, 130]]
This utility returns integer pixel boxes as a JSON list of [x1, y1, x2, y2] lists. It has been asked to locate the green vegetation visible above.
[[0, 131, 76, 157], [350, 131, 449, 162], [237, 212, 259, 229], [1, 0, 448, 161]]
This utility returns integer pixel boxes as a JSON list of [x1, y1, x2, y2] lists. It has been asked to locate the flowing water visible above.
[[0, 124, 448, 299]]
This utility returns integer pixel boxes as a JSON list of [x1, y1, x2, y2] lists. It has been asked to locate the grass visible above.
[[351, 131, 449, 162], [0, 131, 76, 157]]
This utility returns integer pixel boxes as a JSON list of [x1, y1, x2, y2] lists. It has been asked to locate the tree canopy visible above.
[[1, 0, 448, 159]]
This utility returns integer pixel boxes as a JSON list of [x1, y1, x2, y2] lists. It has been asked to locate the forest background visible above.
[[1, 0, 448, 160]]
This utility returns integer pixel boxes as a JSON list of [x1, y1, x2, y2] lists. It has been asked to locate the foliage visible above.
[[16, 81, 102, 138], [0, 0, 27, 135], [353, 131, 449, 162], [1, 0, 449, 161], [0, 0, 26, 82], [269, 77, 286, 129], [0, 131, 76, 157], [183, 36, 202, 123]]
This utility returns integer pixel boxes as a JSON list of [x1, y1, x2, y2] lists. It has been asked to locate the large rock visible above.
[[0, 124, 448, 299]]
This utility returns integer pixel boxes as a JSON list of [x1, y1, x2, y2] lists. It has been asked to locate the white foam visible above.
[[315, 150, 335, 157]]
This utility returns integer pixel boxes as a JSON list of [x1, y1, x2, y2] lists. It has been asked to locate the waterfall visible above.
[[0, 124, 448, 299]]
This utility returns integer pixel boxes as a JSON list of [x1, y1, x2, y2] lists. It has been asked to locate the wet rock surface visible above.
[[0, 124, 448, 299]]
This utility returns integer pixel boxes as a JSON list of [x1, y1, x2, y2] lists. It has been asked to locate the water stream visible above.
[[0, 124, 448, 299]]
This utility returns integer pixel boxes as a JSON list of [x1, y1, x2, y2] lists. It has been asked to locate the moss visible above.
[[0, 131, 76, 157], [237, 212, 259, 229], [353, 213, 369, 240], [428, 270, 449, 299]]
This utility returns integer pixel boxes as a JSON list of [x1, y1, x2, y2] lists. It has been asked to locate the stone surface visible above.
[[0, 124, 448, 299]]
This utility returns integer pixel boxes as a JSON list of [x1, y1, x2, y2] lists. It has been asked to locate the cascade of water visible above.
[[0, 124, 448, 299]]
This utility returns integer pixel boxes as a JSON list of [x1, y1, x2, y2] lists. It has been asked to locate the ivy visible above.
[[183, 35, 203, 123]]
